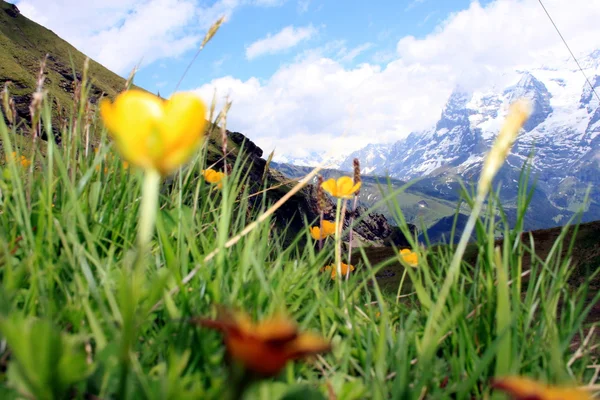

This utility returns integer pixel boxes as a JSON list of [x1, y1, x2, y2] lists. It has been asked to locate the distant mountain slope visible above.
[[341, 50, 600, 230], [0, 0, 130, 129], [272, 162, 467, 230]]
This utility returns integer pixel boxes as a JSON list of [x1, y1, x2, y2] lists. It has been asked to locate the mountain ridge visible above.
[[338, 50, 600, 230]]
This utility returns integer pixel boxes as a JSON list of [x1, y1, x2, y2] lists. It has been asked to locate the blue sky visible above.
[[14, 0, 600, 161], [135, 0, 492, 95]]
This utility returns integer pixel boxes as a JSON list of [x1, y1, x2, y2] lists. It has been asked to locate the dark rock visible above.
[[384, 225, 416, 247], [4, 3, 20, 18], [228, 131, 263, 159]]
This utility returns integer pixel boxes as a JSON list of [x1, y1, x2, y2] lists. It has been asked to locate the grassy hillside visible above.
[[0, 0, 130, 128], [364, 219, 600, 323]]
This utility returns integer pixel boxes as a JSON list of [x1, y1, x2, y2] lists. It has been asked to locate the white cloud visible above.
[[245, 25, 317, 60], [338, 43, 373, 63], [396, 0, 600, 88], [195, 0, 600, 160], [14, 0, 279, 75]]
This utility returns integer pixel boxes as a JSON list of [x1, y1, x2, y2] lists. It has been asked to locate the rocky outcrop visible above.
[[206, 131, 409, 246]]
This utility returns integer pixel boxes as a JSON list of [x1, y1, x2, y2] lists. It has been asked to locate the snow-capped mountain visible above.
[[274, 151, 345, 169], [339, 143, 390, 174], [340, 49, 600, 226]]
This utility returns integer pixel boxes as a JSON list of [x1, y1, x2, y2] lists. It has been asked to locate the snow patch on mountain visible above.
[[343, 49, 600, 188]]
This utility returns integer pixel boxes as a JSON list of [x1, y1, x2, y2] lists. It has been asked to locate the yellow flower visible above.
[[321, 176, 361, 199], [492, 377, 591, 400], [202, 168, 226, 189], [310, 220, 337, 240], [321, 263, 355, 279], [399, 249, 418, 267], [192, 308, 331, 377], [122, 161, 129, 169], [7, 152, 30, 168], [100, 89, 207, 176]]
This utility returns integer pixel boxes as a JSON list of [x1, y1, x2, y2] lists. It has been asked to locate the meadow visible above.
[[0, 26, 599, 400]]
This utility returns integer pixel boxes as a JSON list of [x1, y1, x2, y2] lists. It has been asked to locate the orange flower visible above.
[[202, 168, 226, 189], [321, 176, 361, 199], [20, 156, 31, 168], [7, 152, 31, 168], [399, 249, 418, 267], [492, 377, 591, 400], [310, 220, 336, 240], [321, 263, 355, 279], [100, 89, 207, 175], [193, 308, 331, 377]]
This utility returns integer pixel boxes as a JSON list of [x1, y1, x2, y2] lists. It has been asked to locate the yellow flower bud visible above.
[[399, 248, 418, 267], [100, 90, 207, 176], [202, 168, 226, 189]]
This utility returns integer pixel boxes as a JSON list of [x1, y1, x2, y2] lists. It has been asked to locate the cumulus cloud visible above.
[[14, 0, 275, 75], [338, 43, 373, 63], [396, 0, 600, 88], [196, 0, 600, 160], [245, 25, 317, 60]]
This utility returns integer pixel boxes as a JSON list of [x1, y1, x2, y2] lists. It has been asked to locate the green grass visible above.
[[0, 78, 598, 400]]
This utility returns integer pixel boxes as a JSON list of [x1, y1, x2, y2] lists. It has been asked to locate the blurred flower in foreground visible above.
[[492, 376, 591, 400], [321, 176, 361, 199], [100, 89, 207, 176], [399, 249, 418, 267], [310, 220, 336, 240], [203, 168, 226, 189], [8, 152, 31, 168], [192, 308, 331, 377], [321, 263, 355, 279]]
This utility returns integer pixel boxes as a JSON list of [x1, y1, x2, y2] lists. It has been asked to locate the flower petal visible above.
[[310, 227, 321, 240], [321, 178, 338, 197], [336, 176, 355, 197], [321, 220, 337, 236], [100, 90, 163, 170], [159, 92, 207, 174], [491, 377, 590, 400], [285, 333, 332, 359]]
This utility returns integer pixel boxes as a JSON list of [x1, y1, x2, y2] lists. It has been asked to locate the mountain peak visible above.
[[435, 89, 472, 132], [505, 72, 552, 131]]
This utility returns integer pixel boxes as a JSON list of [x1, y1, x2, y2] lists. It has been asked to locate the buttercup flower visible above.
[[310, 220, 337, 240], [400, 249, 418, 267], [100, 89, 207, 176], [492, 376, 591, 400], [321, 176, 361, 199], [8, 152, 31, 168], [193, 308, 331, 376], [203, 168, 226, 189], [321, 263, 355, 279]]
